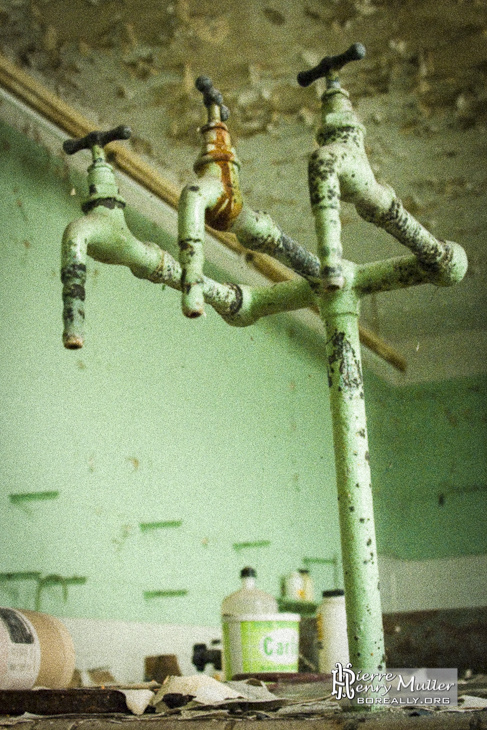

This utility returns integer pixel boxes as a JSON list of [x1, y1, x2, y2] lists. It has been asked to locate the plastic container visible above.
[[221, 567, 278, 615], [0, 607, 75, 689], [221, 567, 281, 679], [316, 589, 349, 673], [222, 613, 300, 678]]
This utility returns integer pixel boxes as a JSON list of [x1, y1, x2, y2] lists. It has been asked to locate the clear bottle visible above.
[[221, 567, 278, 615]]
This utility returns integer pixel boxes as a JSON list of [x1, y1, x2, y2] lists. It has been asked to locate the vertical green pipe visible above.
[[309, 156, 344, 290], [319, 286, 385, 704]]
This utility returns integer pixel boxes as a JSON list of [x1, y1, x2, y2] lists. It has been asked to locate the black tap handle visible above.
[[297, 43, 366, 88], [195, 76, 230, 121], [63, 125, 132, 155]]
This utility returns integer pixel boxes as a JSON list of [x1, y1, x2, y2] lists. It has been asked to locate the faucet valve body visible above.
[[63, 125, 131, 212], [194, 121, 242, 231], [63, 125, 132, 156], [61, 126, 132, 347]]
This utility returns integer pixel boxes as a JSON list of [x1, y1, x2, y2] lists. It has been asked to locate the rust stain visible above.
[[194, 122, 243, 231]]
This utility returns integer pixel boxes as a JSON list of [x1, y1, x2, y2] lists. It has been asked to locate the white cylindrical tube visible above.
[[0, 608, 75, 689]]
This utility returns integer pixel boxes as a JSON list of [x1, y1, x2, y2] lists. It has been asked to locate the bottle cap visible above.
[[240, 566, 256, 578], [322, 588, 345, 597]]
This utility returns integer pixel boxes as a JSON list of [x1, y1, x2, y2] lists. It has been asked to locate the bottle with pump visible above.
[[221, 566, 278, 615]]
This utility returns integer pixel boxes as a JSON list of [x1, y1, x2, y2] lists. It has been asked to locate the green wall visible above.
[[0, 121, 340, 625], [0, 121, 485, 625], [368, 373, 487, 561]]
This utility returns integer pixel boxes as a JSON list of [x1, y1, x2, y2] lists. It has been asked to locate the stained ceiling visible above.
[[0, 0, 486, 381]]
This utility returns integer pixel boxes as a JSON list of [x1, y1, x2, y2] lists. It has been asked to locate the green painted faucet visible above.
[[61, 44, 468, 708], [61, 125, 314, 348]]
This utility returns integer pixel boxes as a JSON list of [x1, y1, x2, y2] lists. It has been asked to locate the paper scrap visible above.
[[119, 689, 156, 715], [152, 675, 243, 708]]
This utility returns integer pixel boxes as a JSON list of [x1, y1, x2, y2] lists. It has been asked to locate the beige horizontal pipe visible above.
[[0, 52, 406, 372]]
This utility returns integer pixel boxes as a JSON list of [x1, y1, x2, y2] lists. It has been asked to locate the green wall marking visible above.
[[233, 540, 271, 551], [143, 590, 188, 599], [139, 520, 182, 532], [9, 491, 59, 504]]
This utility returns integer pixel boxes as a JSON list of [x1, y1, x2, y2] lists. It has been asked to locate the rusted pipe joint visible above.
[[424, 241, 468, 287], [193, 122, 243, 232]]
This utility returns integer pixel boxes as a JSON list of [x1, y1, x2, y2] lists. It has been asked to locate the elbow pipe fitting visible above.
[[425, 240, 468, 287], [61, 208, 169, 349], [177, 181, 223, 318], [355, 193, 468, 283]]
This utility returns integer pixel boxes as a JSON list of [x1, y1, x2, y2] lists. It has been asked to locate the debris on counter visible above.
[[151, 674, 288, 714]]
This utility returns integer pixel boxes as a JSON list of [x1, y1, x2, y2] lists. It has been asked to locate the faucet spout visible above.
[[178, 179, 224, 318], [178, 77, 242, 318], [61, 206, 167, 348], [61, 219, 88, 349]]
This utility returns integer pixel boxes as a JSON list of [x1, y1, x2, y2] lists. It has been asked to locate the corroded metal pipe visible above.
[[178, 178, 223, 318], [62, 201, 316, 347], [298, 45, 468, 709], [319, 279, 385, 679], [230, 205, 321, 283]]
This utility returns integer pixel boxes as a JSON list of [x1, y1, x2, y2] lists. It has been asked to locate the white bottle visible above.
[[316, 589, 349, 673], [221, 567, 278, 615]]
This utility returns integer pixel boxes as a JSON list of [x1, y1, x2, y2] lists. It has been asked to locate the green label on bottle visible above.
[[222, 618, 299, 678]]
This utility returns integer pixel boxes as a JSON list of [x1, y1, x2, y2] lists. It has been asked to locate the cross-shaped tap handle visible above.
[[63, 125, 132, 155], [195, 76, 230, 122], [297, 43, 366, 88]]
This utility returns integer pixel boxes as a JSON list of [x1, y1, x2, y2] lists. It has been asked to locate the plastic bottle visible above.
[[0, 607, 75, 689], [221, 567, 278, 615], [222, 567, 298, 679], [316, 589, 349, 673]]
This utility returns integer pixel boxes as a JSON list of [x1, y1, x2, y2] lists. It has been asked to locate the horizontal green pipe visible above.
[[354, 248, 468, 295], [222, 277, 316, 327], [9, 491, 59, 503]]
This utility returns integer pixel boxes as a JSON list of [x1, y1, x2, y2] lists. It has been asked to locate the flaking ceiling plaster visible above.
[[0, 0, 486, 380]]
